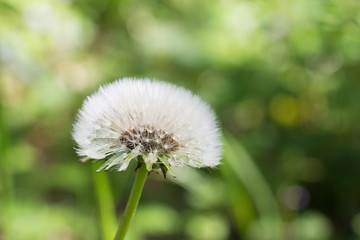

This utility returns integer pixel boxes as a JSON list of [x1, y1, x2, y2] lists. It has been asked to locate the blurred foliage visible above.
[[1, 0, 360, 239]]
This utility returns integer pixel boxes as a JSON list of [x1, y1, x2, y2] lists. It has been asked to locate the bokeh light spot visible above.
[[284, 185, 310, 210], [269, 94, 300, 127]]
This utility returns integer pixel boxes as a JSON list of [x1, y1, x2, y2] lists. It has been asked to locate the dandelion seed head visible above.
[[72, 78, 222, 172]]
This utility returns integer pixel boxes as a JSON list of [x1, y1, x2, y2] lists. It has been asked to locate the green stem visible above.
[[114, 163, 148, 240]]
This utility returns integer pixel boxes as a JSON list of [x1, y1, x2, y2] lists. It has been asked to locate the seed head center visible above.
[[119, 126, 179, 154]]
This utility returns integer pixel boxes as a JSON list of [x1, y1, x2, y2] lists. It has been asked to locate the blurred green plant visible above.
[[223, 135, 283, 239], [0, 92, 14, 240], [91, 163, 116, 240]]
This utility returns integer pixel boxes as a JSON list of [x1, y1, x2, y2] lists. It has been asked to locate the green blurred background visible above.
[[1, 0, 360, 239]]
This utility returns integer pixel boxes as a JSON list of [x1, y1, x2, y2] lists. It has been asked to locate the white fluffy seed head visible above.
[[72, 78, 222, 172]]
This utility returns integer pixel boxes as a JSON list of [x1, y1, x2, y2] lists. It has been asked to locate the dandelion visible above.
[[72, 78, 222, 240], [73, 78, 222, 174]]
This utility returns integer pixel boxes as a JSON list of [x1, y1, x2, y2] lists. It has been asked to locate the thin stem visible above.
[[92, 163, 117, 240], [114, 163, 148, 240]]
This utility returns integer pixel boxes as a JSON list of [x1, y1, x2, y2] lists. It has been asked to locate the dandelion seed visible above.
[[72, 78, 222, 174]]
